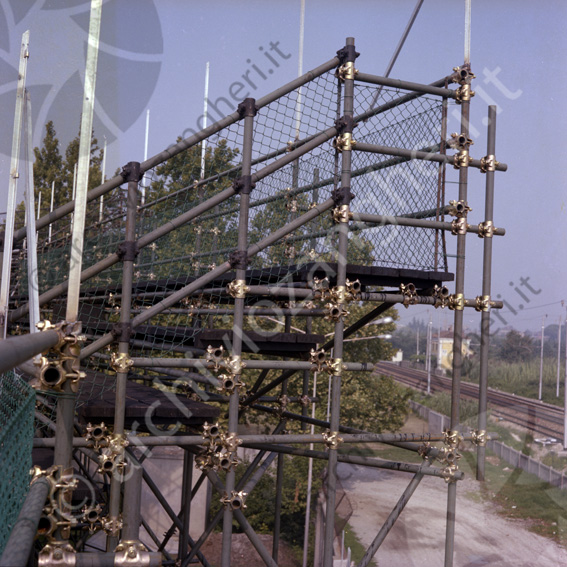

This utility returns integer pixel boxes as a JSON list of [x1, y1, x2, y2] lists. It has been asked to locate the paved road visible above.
[[337, 462, 567, 566]]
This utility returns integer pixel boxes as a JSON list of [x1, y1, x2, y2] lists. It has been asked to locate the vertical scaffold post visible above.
[[221, 97, 255, 567], [322, 37, 357, 567], [106, 161, 140, 550], [476, 105, 497, 480], [445, 62, 473, 567], [178, 450, 194, 561]]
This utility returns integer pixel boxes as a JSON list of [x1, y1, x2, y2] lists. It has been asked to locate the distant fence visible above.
[[409, 400, 567, 490]]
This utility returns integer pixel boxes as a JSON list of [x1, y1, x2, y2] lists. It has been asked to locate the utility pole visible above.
[[538, 315, 546, 401], [557, 315, 562, 398]]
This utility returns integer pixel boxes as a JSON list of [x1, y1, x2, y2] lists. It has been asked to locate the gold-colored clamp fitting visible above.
[[323, 430, 344, 450], [202, 421, 222, 440], [38, 542, 76, 567], [333, 133, 357, 152], [332, 204, 352, 224], [441, 464, 460, 484], [216, 373, 244, 395], [324, 303, 349, 322], [480, 154, 499, 173], [432, 284, 450, 309], [477, 220, 495, 238], [101, 515, 123, 538], [221, 490, 248, 510], [300, 394, 311, 407], [114, 541, 149, 567], [475, 295, 492, 312], [206, 345, 225, 371], [448, 199, 472, 218], [453, 149, 470, 169], [455, 83, 475, 103], [345, 278, 362, 301], [451, 217, 469, 236], [399, 283, 418, 308], [472, 429, 487, 447], [85, 422, 109, 450], [448, 293, 465, 311], [312, 276, 330, 299], [82, 503, 102, 532], [336, 61, 358, 81], [330, 285, 347, 304], [33, 466, 78, 541], [110, 352, 133, 374], [226, 355, 245, 376], [227, 279, 249, 299], [443, 429, 463, 448], [327, 357, 345, 376], [310, 348, 328, 372], [448, 132, 473, 150], [277, 394, 290, 416], [223, 432, 242, 453]]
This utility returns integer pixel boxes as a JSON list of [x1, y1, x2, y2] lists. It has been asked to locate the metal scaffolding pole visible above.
[[106, 161, 139, 550], [444, 62, 473, 567], [220, 97, 255, 567], [323, 37, 356, 567], [1, 30, 29, 337], [476, 105, 497, 480]]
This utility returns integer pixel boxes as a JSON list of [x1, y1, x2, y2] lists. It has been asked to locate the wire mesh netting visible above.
[[0, 371, 35, 553], [9, 66, 449, 406]]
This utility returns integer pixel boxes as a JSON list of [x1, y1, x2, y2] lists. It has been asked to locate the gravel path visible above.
[[337, 462, 567, 566]]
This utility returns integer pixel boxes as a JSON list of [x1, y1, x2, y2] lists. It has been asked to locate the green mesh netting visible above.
[[0, 371, 35, 554]]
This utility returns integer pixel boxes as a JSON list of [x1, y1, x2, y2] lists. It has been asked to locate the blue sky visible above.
[[0, 0, 565, 334]]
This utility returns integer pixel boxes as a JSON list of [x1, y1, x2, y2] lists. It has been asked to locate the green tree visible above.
[[142, 139, 240, 279], [498, 330, 534, 362]]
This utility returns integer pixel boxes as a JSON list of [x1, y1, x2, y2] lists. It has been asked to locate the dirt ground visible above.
[[338, 415, 567, 566]]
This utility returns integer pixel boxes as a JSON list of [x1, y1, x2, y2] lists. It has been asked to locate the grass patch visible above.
[[542, 452, 567, 472], [342, 522, 376, 567], [459, 450, 567, 544]]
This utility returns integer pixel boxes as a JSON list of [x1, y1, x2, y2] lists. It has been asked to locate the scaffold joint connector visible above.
[[227, 279, 249, 299], [323, 430, 344, 450], [480, 154, 498, 173]]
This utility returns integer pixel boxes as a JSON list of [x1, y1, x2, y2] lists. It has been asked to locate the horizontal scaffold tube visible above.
[[33, 431, 472, 448], [355, 142, 508, 172], [0, 330, 60, 374], [129, 358, 375, 372], [240, 442, 462, 480], [356, 72, 457, 98], [351, 211, 506, 236]]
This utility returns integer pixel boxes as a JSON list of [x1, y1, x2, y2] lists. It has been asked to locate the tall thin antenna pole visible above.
[[142, 110, 150, 204], [539, 315, 546, 401], [557, 315, 562, 397], [464, 0, 472, 65], [99, 135, 106, 221], [36, 190, 41, 220], [24, 89, 40, 340], [294, 0, 306, 140], [0, 30, 29, 338], [200, 63, 210, 181], [49, 180, 55, 243]]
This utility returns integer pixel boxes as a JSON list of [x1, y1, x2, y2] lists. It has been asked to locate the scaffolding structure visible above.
[[0, 37, 507, 567]]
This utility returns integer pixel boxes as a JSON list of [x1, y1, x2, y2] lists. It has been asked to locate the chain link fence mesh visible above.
[[0, 371, 35, 554]]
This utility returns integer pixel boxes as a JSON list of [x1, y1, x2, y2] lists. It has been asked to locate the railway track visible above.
[[375, 361, 565, 440]]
